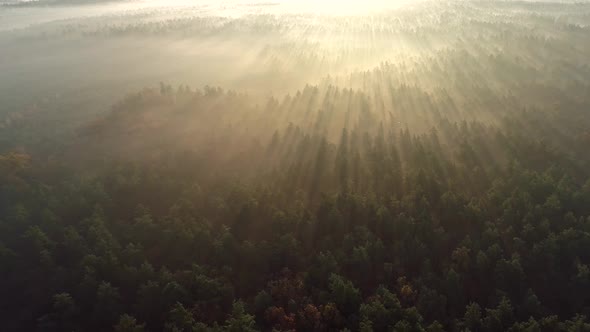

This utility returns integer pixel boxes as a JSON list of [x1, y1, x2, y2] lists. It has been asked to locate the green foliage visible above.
[[224, 301, 258, 332], [115, 314, 145, 332], [164, 303, 195, 332], [328, 274, 362, 316]]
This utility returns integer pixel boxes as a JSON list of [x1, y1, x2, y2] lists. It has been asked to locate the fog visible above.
[[1, 0, 590, 151], [0, 0, 425, 32], [3, 2, 590, 331], [3, 0, 429, 118]]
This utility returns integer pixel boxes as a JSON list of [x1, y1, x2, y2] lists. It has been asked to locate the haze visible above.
[[1, 1, 590, 331]]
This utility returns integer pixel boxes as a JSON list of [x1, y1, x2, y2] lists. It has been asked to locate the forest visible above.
[[2, 0, 590, 331]]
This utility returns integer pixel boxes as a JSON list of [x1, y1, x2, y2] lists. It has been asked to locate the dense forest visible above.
[[2, 0, 590, 331]]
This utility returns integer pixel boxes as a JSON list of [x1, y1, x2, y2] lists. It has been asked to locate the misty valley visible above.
[[1, 0, 590, 331]]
